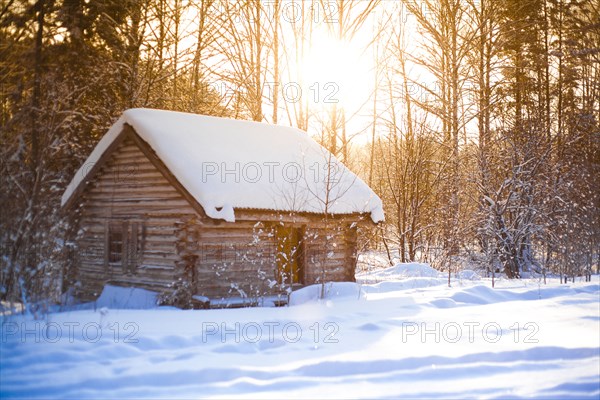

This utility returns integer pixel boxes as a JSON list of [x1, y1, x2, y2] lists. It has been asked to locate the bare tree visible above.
[[399, 0, 479, 269]]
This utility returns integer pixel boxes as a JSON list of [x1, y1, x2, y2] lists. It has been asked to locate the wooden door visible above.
[[276, 225, 304, 284]]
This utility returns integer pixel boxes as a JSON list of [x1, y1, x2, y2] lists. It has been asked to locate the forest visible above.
[[1, 0, 599, 305]]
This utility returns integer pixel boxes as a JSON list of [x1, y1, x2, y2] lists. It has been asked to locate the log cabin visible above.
[[61, 108, 384, 307]]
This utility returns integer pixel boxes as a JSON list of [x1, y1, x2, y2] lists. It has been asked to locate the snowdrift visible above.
[[289, 282, 366, 305]]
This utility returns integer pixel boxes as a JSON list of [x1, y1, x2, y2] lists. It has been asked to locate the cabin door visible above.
[[276, 226, 304, 285]]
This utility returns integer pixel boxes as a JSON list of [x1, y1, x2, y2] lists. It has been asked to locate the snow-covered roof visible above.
[[61, 108, 384, 223]]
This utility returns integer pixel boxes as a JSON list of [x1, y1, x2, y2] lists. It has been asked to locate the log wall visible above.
[[73, 133, 364, 303], [75, 137, 197, 300]]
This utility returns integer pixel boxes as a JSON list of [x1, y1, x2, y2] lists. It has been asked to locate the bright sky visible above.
[[173, 2, 463, 147], [302, 35, 373, 111], [295, 3, 420, 145]]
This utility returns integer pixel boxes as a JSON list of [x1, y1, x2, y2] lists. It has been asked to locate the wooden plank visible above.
[[84, 194, 189, 203], [82, 203, 193, 212], [89, 185, 180, 194], [103, 220, 109, 276], [130, 221, 139, 273], [93, 171, 171, 182], [119, 220, 128, 274], [141, 256, 178, 265], [91, 178, 177, 189], [234, 209, 373, 226], [84, 224, 175, 236], [81, 210, 196, 219]]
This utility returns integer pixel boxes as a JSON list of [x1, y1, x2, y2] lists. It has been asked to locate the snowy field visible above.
[[1, 264, 599, 399]]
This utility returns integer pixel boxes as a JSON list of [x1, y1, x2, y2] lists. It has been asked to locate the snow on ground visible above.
[[357, 262, 442, 281], [289, 282, 366, 306], [1, 271, 599, 399], [95, 286, 160, 310]]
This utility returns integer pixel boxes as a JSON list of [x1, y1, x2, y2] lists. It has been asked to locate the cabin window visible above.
[[108, 227, 123, 263], [104, 220, 144, 275]]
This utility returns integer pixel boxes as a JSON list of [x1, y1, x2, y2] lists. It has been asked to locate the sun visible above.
[[302, 35, 373, 112]]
